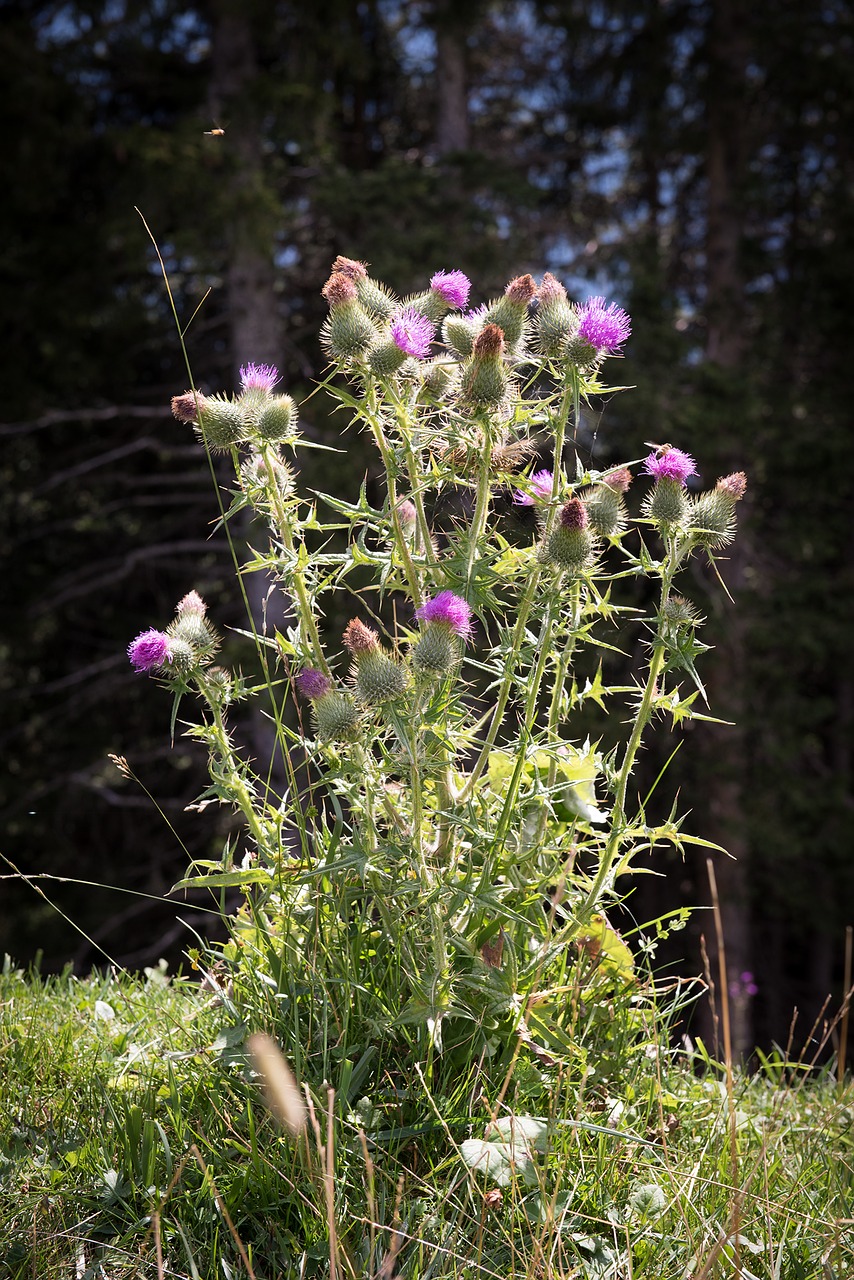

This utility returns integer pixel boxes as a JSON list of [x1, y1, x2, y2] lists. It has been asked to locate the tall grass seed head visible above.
[[544, 498, 596, 571], [128, 628, 172, 673]]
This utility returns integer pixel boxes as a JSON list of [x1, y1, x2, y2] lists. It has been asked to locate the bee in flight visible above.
[[204, 126, 226, 137], [645, 441, 673, 456]]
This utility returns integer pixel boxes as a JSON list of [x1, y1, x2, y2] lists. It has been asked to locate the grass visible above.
[[1, 957, 852, 1280]]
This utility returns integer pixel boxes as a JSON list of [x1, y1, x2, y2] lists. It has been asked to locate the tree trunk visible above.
[[697, 0, 754, 1059], [433, 2, 472, 156]]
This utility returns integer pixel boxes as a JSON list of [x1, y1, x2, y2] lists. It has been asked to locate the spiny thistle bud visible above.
[[543, 498, 596, 572], [256, 394, 297, 443], [411, 591, 473, 676], [442, 305, 487, 358], [582, 478, 629, 536], [602, 466, 632, 494], [295, 666, 360, 741], [202, 665, 234, 704], [642, 447, 697, 528], [514, 468, 555, 506], [196, 395, 248, 452], [177, 590, 207, 617], [690, 471, 747, 549], [661, 595, 702, 629], [419, 358, 458, 399], [166, 636, 197, 674], [167, 608, 220, 664], [331, 255, 396, 320], [533, 272, 578, 356], [483, 274, 536, 349], [459, 323, 509, 406], [395, 498, 418, 535], [343, 619, 409, 704], [321, 272, 377, 359], [172, 390, 203, 424], [240, 449, 294, 499], [128, 628, 172, 673]]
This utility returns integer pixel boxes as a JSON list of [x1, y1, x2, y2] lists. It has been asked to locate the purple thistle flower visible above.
[[430, 269, 471, 310], [416, 590, 473, 639], [644, 447, 698, 486], [390, 306, 435, 359], [128, 628, 172, 673], [295, 667, 331, 700], [577, 297, 632, 352], [463, 303, 489, 324], [514, 469, 555, 506], [239, 362, 280, 392]]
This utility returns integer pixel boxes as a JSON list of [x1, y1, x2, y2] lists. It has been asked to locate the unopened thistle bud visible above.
[[533, 273, 577, 356], [442, 305, 487, 358], [642, 447, 697, 528], [583, 470, 632, 536], [419, 358, 458, 400], [167, 605, 220, 664], [256, 394, 297, 443], [196, 395, 247, 451], [321, 272, 377, 359], [543, 498, 596, 572], [295, 667, 360, 740], [661, 595, 702, 630], [202, 665, 234, 705], [343, 619, 409, 705], [331, 255, 396, 320], [484, 274, 536, 349], [459, 323, 509, 406], [411, 590, 473, 676], [690, 471, 747, 548], [395, 498, 418, 535], [177, 590, 207, 617]]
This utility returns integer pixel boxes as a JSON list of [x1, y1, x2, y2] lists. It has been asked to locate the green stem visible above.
[[259, 443, 329, 674], [363, 383, 424, 605], [208, 702, 268, 851], [464, 413, 495, 593]]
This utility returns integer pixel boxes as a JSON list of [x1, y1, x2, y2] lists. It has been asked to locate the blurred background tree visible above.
[[1, 0, 851, 1057]]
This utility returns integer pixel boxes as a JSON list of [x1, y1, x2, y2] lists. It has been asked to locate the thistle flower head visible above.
[[332, 255, 369, 280], [505, 274, 537, 304], [430, 269, 471, 310], [390, 306, 434, 359], [644, 447, 697, 486], [177, 590, 207, 616], [538, 273, 568, 305], [577, 297, 632, 352], [463, 303, 489, 325], [322, 272, 359, 307], [295, 667, 331, 700], [473, 323, 505, 358], [239, 363, 280, 392], [558, 498, 589, 531], [416, 590, 473, 639], [396, 498, 417, 528], [716, 471, 747, 500], [128, 628, 172, 673], [171, 391, 201, 424], [342, 618, 380, 654], [602, 466, 632, 493], [514, 469, 554, 506]]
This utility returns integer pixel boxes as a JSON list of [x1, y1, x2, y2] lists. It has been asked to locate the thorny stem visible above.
[[258, 443, 329, 675], [363, 382, 424, 605]]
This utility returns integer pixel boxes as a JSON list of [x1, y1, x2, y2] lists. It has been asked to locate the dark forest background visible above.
[[1, 0, 852, 1058]]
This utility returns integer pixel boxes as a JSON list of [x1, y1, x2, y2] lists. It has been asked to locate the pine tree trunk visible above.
[[696, 0, 754, 1058], [433, 2, 471, 156]]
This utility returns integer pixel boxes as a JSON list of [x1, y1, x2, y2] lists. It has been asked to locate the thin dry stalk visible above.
[[325, 1086, 339, 1280], [707, 858, 740, 1277]]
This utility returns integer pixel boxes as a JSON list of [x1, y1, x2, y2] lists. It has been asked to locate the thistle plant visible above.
[[131, 260, 746, 1107]]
